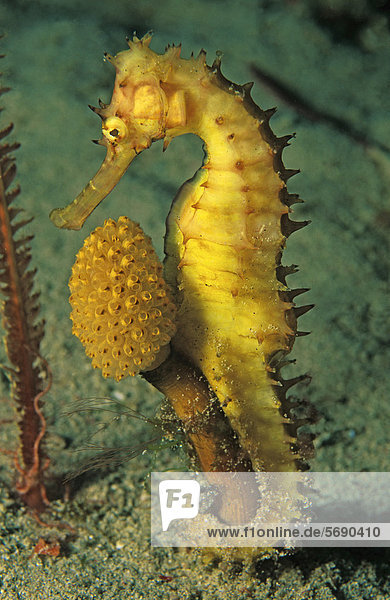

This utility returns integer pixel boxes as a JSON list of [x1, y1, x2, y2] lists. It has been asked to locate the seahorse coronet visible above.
[[54, 33, 314, 474]]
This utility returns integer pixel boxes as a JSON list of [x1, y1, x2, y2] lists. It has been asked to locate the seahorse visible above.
[[51, 33, 314, 474]]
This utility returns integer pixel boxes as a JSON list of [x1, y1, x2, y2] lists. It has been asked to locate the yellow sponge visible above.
[[69, 216, 176, 380]]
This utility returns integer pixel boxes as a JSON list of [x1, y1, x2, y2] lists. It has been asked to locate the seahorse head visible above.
[[50, 33, 188, 229], [100, 33, 186, 153]]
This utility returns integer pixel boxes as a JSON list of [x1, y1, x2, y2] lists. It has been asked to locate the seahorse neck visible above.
[[167, 69, 266, 175]]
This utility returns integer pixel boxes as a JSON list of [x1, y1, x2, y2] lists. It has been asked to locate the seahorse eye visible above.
[[103, 116, 128, 143]]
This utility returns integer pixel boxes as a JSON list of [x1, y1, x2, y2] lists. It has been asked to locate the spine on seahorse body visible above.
[[50, 34, 315, 473]]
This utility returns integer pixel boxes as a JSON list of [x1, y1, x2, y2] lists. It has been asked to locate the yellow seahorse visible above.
[[51, 33, 314, 474]]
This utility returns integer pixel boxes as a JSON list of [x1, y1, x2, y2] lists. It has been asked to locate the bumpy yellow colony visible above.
[[69, 216, 176, 380]]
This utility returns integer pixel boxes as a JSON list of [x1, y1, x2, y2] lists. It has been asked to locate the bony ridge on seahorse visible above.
[[51, 33, 315, 484]]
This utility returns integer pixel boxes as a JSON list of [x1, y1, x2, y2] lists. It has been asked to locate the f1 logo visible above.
[[159, 480, 200, 531]]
